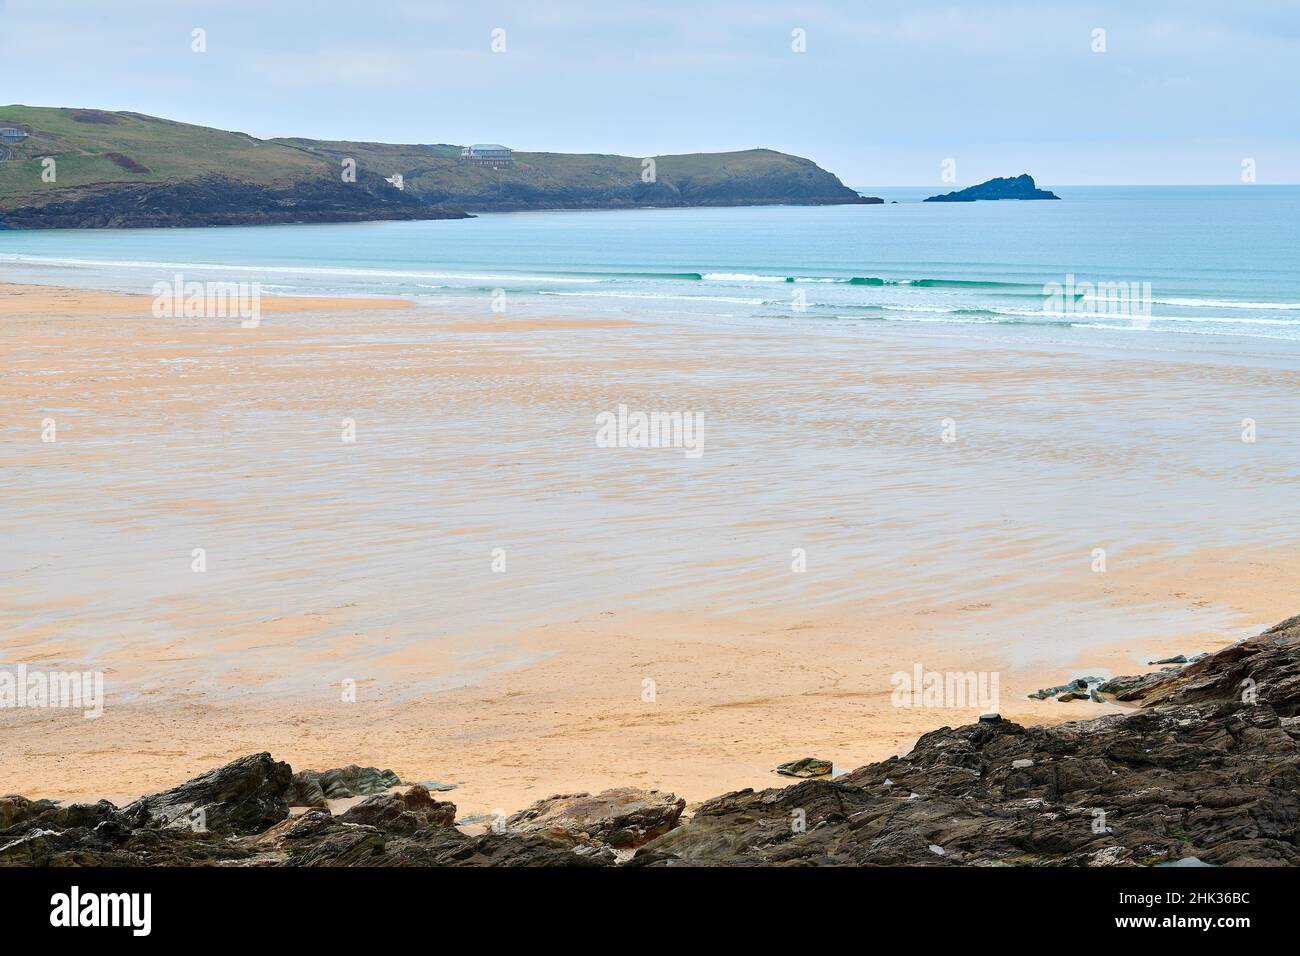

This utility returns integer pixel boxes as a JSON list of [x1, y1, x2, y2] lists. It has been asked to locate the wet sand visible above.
[[3, 282, 1299, 815]]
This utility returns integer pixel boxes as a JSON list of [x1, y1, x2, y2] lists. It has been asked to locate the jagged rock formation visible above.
[[924, 174, 1061, 202], [286, 766, 403, 808], [504, 788, 686, 849], [2, 615, 1297, 866], [633, 615, 1300, 866], [337, 786, 457, 834], [1134, 614, 1300, 712], [776, 757, 834, 778], [121, 752, 292, 835]]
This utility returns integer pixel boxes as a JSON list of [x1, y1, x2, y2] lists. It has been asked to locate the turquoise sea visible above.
[[1, 185, 1298, 344]]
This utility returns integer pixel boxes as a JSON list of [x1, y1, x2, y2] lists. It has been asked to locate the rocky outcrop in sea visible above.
[[3, 614, 1297, 866], [924, 174, 1061, 202]]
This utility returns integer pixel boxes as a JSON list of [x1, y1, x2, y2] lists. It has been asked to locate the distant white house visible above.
[[0, 127, 29, 143], [460, 144, 513, 166]]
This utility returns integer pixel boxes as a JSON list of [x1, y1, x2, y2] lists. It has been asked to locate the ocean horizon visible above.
[[3, 185, 1298, 351]]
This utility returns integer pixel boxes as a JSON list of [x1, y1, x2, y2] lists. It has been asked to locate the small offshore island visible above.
[[0, 105, 878, 229], [925, 173, 1061, 202]]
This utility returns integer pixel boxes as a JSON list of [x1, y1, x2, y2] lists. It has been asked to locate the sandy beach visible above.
[[3, 281, 1299, 817]]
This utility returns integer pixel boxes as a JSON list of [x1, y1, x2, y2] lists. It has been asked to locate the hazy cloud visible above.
[[1, 0, 1295, 184]]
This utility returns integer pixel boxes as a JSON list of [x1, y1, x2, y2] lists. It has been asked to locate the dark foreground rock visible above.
[[287, 766, 402, 808], [337, 785, 457, 834], [1096, 667, 1183, 701], [505, 788, 686, 849], [924, 173, 1060, 202], [1132, 614, 1300, 714], [632, 615, 1300, 867], [776, 758, 833, 777], [0, 761, 611, 867], [122, 752, 292, 835], [3, 615, 1298, 866], [634, 704, 1300, 866]]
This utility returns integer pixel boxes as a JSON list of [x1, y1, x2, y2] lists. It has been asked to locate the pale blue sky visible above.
[[3, 0, 1297, 185]]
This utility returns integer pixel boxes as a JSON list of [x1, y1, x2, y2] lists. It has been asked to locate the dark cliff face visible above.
[[0, 164, 873, 228], [0, 176, 471, 230], [413, 177, 879, 212], [924, 173, 1061, 202]]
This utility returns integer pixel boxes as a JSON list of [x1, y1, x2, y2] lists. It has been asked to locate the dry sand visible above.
[[2, 282, 1298, 816]]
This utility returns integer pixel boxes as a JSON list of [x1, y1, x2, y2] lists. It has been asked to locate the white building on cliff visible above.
[[460, 144, 513, 167]]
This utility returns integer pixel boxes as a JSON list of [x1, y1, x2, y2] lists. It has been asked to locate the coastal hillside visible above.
[[0, 106, 873, 228], [278, 136, 877, 211], [0, 106, 461, 228]]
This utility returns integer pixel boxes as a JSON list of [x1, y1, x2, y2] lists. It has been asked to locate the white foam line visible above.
[[539, 290, 764, 305], [1154, 297, 1300, 310], [701, 272, 789, 282], [0, 253, 600, 284]]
